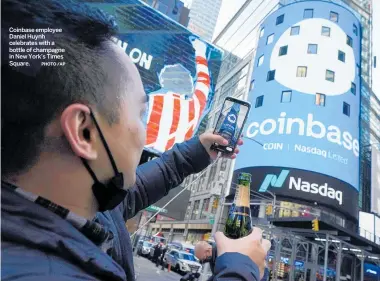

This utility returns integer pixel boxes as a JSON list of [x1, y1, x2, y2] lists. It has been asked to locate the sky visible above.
[[182, 0, 246, 41], [212, 0, 246, 40]]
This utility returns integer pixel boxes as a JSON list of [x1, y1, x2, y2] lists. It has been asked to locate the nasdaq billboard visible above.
[[86, 0, 223, 155], [232, 166, 359, 218], [235, 1, 361, 218]]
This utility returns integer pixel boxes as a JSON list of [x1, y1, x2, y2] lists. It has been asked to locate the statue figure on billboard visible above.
[[145, 36, 211, 152]]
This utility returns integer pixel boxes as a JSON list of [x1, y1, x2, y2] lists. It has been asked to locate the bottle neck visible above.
[[234, 181, 250, 207]]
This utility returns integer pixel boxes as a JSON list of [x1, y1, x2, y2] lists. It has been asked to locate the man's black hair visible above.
[[1, 0, 121, 177]]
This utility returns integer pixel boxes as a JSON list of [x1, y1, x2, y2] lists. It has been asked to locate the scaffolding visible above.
[[249, 220, 380, 281], [219, 191, 380, 281]]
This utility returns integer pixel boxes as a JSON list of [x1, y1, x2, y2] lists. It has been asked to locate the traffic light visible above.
[[312, 218, 319, 231], [265, 205, 273, 215], [212, 198, 219, 209], [204, 233, 211, 241]]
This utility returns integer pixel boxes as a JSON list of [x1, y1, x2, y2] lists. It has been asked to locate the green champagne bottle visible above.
[[224, 172, 252, 239]]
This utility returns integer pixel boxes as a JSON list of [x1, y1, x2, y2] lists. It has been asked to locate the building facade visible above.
[[372, 0, 379, 98], [359, 80, 380, 212], [142, 0, 190, 26], [187, 0, 223, 41]]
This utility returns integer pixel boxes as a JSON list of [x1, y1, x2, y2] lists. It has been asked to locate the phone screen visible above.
[[212, 98, 250, 154]]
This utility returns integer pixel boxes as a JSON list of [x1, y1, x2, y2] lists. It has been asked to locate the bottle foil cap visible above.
[[238, 172, 252, 182]]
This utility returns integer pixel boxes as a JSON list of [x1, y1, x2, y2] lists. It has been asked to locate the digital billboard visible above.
[[86, 0, 223, 155], [234, 1, 361, 218], [232, 166, 359, 218]]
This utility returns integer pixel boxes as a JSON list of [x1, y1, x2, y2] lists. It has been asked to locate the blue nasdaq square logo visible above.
[[258, 170, 290, 192]]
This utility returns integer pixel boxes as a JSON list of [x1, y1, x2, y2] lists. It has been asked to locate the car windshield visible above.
[[143, 242, 153, 247], [185, 248, 195, 255], [179, 253, 196, 261], [170, 244, 181, 250]]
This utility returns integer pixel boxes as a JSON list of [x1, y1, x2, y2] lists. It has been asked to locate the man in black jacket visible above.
[[154, 244, 162, 266], [1, 0, 270, 280], [160, 245, 168, 270]]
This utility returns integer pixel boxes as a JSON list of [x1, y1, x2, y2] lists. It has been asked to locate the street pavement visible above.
[[134, 255, 182, 281]]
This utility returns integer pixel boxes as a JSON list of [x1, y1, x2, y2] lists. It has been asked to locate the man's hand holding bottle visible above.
[[196, 227, 271, 280], [215, 227, 271, 279]]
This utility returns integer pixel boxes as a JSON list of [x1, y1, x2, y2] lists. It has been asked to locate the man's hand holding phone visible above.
[[214, 228, 271, 279], [210, 97, 251, 155], [200, 132, 243, 160]]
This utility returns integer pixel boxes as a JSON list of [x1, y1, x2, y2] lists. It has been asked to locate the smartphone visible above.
[[211, 97, 251, 154]]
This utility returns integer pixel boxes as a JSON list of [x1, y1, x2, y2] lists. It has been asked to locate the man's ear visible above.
[[60, 104, 98, 160]]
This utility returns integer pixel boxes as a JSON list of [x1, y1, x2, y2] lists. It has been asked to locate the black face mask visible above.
[[200, 256, 213, 264], [81, 110, 127, 212]]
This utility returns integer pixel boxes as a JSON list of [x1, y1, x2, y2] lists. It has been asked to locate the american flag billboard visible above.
[[86, 0, 223, 154]]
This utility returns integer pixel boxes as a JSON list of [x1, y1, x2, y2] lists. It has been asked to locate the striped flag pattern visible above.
[[145, 54, 211, 152]]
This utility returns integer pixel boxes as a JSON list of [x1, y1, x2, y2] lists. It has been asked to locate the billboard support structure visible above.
[[323, 234, 329, 281]]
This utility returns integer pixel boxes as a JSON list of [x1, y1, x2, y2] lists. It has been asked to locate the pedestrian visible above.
[[154, 244, 162, 266], [161, 245, 168, 270], [195, 241, 216, 273], [2, 0, 271, 280]]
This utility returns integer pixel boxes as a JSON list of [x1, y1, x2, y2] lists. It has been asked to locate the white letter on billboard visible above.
[[289, 177, 301, 190], [278, 112, 286, 134], [336, 191, 342, 205], [286, 118, 305, 135], [139, 53, 153, 70], [319, 183, 328, 196], [306, 114, 326, 139], [327, 126, 342, 145], [353, 139, 359, 157], [129, 48, 142, 63], [113, 37, 128, 52], [247, 122, 259, 138], [342, 131, 353, 151], [260, 119, 276, 135]]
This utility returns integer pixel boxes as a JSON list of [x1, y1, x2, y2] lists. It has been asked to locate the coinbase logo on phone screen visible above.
[[227, 113, 237, 124], [219, 103, 239, 145], [217, 102, 248, 147]]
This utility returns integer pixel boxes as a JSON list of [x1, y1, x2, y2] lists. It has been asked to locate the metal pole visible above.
[[133, 211, 144, 257], [323, 235, 329, 281], [183, 201, 192, 242], [304, 243, 309, 281], [360, 254, 364, 281], [290, 238, 297, 281], [133, 222, 144, 256], [310, 244, 318, 281], [267, 191, 276, 219], [335, 243, 342, 281], [201, 181, 229, 281], [273, 237, 282, 281]]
